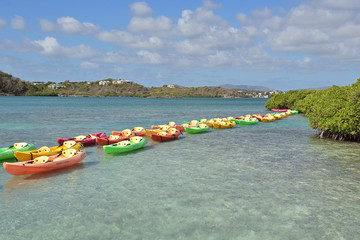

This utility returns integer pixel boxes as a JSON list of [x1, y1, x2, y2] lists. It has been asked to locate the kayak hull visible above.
[[3, 151, 87, 175], [14, 143, 83, 162], [150, 131, 181, 142], [184, 126, 210, 134], [230, 119, 241, 124], [57, 133, 106, 146], [103, 139, 147, 154], [238, 119, 259, 125], [213, 121, 236, 129]]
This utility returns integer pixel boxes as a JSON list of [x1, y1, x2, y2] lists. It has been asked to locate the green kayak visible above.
[[229, 118, 241, 124], [184, 124, 210, 134], [0, 143, 37, 161], [289, 110, 299, 114], [238, 119, 259, 125], [103, 137, 146, 154]]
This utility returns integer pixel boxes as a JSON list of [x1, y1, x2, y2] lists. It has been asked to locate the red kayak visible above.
[[3, 150, 86, 175], [271, 109, 290, 112], [150, 128, 181, 142], [57, 133, 106, 146], [252, 114, 264, 121]]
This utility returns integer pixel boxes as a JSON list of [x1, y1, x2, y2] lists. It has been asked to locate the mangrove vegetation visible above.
[[265, 78, 360, 141]]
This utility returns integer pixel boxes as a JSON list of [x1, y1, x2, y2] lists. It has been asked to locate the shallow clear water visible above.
[[0, 97, 359, 239]]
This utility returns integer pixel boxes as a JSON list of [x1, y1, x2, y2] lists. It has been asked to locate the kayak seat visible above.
[[34, 156, 50, 164], [117, 141, 131, 146], [168, 122, 176, 127], [38, 146, 51, 153], [62, 149, 77, 158], [133, 127, 144, 132], [130, 136, 142, 143], [63, 140, 77, 148], [168, 128, 177, 135], [109, 135, 120, 140], [14, 142, 28, 149], [158, 131, 167, 136], [74, 135, 87, 140], [121, 129, 132, 137], [160, 126, 170, 131], [89, 134, 97, 139]]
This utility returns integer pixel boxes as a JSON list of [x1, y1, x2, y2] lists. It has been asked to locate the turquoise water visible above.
[[0, 96, 359, 239]]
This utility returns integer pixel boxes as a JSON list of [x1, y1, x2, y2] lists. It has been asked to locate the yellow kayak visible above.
[[14, 141, 83, 162], [213, 121, 236, 129]]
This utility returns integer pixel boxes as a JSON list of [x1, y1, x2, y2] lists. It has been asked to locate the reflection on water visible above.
[[3, 163, 86, 191]]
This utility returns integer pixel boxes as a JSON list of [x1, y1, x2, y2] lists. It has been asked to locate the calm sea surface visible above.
[[0, 96, 359, 240]]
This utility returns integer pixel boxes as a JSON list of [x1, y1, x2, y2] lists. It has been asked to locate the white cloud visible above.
[[312, 0, 360, 9], [175, 40, 210, 56], [177, 7, 229, 38], [137, 50, 162, 64], [269, 26, 331, 53], [100, 51, 130, 64], [5, 0, 360, 79], [39, 19, 55, 31], [331, 23, 360, 38], [206, 51, 232, 66], [11, 15, 26, 30], [202, 0, 222, 10], [127, 16, 172, 34], [236, 13, 253, 26], [34, 37, 100, 59], [287, 5, 351, 28], [81, 61, 99, 69], [0, 18, 6, 29], [251, 7, 272, 19], [130, 2, 153, 17], [38, 17, 100, 35], [57, 17, 99, 35], [0, 38, 41, 52], [97, 30, 165, 49]]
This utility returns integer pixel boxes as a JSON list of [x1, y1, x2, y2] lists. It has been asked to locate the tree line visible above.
[[265, 79, 360, 141]]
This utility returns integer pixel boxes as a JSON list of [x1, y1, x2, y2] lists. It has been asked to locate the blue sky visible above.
[[1, 0, 359, 90]]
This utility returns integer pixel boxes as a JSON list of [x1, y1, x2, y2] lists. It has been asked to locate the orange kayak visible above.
[[151, 124, 185, 132], [112, 127, 145, 136], [3, 150, 86, 175], [150, 128, 181, 142]]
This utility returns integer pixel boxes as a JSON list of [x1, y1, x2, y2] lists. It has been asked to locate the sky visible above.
[[0, 0, 360, 90]]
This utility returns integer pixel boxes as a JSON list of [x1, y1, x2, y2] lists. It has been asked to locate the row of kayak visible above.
[[1, 109, 298, 176]]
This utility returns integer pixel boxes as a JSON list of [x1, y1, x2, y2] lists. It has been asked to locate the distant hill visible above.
[[0, 71, 277, 98], [0, 71, 30, 95], [219, 84, 273, 91]]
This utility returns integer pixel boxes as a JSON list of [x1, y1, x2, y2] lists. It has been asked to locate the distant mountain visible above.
[[219, 84, 273, 91]]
